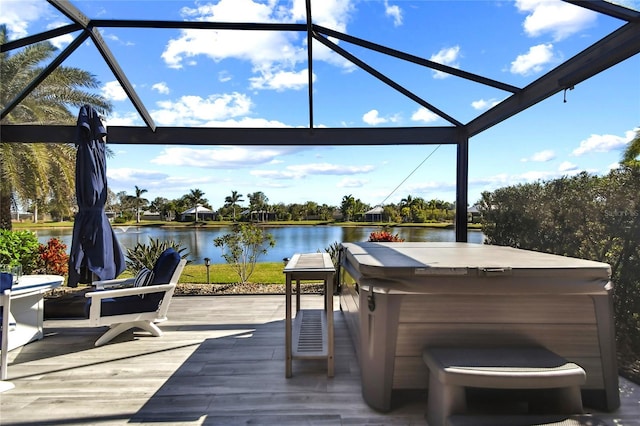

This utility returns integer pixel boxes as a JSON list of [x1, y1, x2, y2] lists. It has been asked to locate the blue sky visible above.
[[2, 0, 639, 210]]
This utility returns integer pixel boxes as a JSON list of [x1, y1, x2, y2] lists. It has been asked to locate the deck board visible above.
[[1, 295, 638, 425]]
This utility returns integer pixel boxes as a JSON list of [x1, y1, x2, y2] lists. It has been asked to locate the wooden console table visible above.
[[284, 253, 335, 378]]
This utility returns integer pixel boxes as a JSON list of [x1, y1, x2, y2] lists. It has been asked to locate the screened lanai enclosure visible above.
[[1, 0, 639, 238]]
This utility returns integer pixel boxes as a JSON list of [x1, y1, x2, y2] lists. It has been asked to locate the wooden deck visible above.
[[1, 295, 638, 425]]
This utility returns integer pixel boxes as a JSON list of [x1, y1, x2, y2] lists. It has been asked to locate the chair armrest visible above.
[[85, 283, 177, 324], [93, 278, 135, 290], [85, 283, 175, 300]]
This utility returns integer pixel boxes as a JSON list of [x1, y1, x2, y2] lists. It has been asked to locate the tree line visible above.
[[107, 186, 457, 225]]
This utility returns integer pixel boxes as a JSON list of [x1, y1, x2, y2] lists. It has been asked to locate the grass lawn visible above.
[[114, 262, 287, 285], [180, 262, 286, 284]]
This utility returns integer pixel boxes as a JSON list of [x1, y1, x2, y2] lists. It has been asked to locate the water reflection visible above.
[[34, 225, 484, 265]]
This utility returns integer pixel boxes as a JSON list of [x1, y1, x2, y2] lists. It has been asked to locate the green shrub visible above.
[[479, 168, 640, 362], [0, 229, 40, 274], [324, 241, 341, 268], [125, 237, 190, 272], [213, 223, 275, 283]]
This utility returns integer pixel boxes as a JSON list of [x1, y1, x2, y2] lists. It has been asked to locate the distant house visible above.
[[467, 205, 482, 223], [249, 210, 276, 222], [180, 205, 216, 221], [141, 210, 161, 221], [364, 206, 384, 222]]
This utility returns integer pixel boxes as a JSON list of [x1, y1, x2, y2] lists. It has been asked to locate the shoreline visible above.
[[12, 220, 483, 231]]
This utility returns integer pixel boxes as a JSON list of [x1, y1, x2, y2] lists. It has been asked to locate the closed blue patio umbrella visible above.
[[68, 105, 125, 287]]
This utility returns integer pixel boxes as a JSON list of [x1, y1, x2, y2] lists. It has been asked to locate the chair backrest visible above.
[[150, 248, 182, 285], [0, 272, 13, 293], [155, 259, 186, 320], [168, 259, 187, 285]]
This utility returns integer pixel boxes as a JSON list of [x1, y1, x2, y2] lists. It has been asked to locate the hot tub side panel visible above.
[[357, 288, 403, 412], [393, 293, 612, 396], [340, 263, 404, 412], [340, 284, 619, 412], [339, 265, 361, 360]]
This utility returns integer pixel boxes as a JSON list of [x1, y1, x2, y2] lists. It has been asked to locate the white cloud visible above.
[[206, 116, 290, 128], [411, 107, 439, 123], [152, 93, 253, 126], [471, 98, 501, 111], [161, 0, 354, 86], [108, 168, 169, 182], [516, 0, 597, 41], [572, 130, 635, 156], [46, 22, 73, 48], [151, 146, 300, 168], [152, 82, 170, 95], [384, 1, 403, 27], [250, 169, 298, 179], [218, 71, 232, 82], [104, 111, 143, 126], [558, 161, 578, 172], [287, 163, 375, 175], [510, 43, 554, 75], [253, 162, 374, 180], [407, 180, 457, 193], [337, 178, 368, 188], [49, 33, 74, 49], [104, 33, 120, 42], [249, 69, 314, 91], [469, 174, 513, 193], [101, 81, 128, 101], [429, 46, 461, 79], [363, 110, 387, 125], [290, 0, 353, 32], [521, 149, 555, 162], [107, 167, 216, 193], [0, 0, 46, 39]]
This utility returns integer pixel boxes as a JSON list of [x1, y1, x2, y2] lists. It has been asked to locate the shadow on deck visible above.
[[1, 296, 638, 425]]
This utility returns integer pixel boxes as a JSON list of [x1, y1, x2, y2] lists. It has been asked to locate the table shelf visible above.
[[292, 309, 327, 358], [284, 253, 335, 378]]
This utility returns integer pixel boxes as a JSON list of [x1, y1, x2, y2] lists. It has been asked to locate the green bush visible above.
[[479, 168, 640, 358], [125, 237, 190, 272], [213, 223, 275, 283], [0, 229, 40, 274]]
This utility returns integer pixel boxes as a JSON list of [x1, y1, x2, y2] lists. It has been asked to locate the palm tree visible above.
[[149, 197, 169, 220], [185, 188, 206, 222], [224, 190, 244, 221], [0, 25, 112, 230], [133, 186, 148, 223], [622, 129, 640, 167], [400, 195, 414, 209], [248, 191, 269, 222], [340, 194, 356, 221]]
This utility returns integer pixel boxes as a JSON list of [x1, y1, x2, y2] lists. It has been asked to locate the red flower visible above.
[[38, 238, 69, 276], [368, 231, 404, 242]]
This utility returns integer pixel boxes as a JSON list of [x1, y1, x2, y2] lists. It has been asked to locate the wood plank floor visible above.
[[1, 295, 638, 426]]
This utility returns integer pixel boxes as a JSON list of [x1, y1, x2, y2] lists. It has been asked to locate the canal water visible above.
[[34, 225, 484, 265]]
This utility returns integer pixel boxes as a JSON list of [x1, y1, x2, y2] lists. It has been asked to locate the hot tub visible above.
[[338, 242, 619, 412]]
